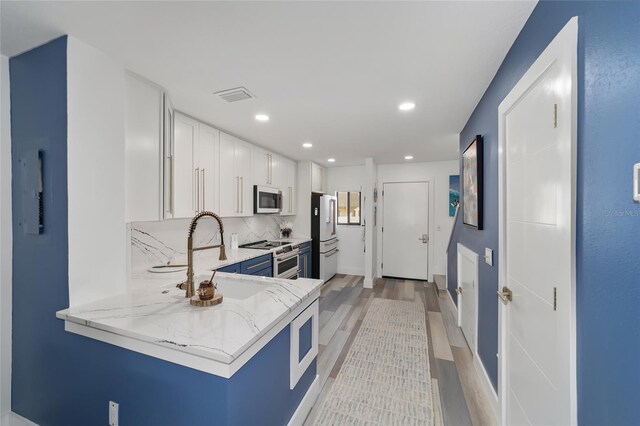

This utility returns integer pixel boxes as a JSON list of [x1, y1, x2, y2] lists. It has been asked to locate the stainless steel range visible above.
[[240, 240, 299, 279]]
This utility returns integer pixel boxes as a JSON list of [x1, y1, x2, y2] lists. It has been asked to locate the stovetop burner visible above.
[[239, 240, 291, 250]]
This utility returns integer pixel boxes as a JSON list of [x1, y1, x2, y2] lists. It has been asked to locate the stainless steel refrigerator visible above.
[[311, 193, 338, 282]]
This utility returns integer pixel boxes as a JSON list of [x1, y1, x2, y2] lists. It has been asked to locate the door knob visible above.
[[419, 234, 429, 243], [497, 286, 513, 303], [456, 287, 462, 295]]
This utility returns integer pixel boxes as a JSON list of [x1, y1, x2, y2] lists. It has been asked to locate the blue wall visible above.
[[447, 1, 640, 424], [10, 37, 315, 426]]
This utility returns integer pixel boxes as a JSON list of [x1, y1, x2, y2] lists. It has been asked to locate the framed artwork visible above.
[[462, 135, 483, 229], [449, 175, 460, 217]]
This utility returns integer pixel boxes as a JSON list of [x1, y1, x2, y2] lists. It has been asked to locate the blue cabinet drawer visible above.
[[217, 262, 241, 274], [240, 254, 273, 275]]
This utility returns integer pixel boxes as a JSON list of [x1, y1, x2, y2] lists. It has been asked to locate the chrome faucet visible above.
[[179, 211, 227, 299]]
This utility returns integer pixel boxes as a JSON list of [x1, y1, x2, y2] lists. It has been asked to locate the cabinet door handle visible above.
[[201, 168, 205, 211], [236, 176, 240, 213], [240, 176, 244, 213], [167, 155, 174, 215], [267, 153, 271, 184], [196, 168, 201, 212]]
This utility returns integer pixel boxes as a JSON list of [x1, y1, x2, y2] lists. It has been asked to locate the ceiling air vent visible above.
[[214, 87, 255, 103]]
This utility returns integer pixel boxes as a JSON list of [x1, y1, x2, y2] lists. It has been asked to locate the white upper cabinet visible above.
[[253, 146, 282, 189], [311, 162, 325, 193], [124, 72, 164, 222], [172, 113, 198, 219], [219, 132, 253, 217], [170, 112, 220, 219], [196, 123, 219, 213], [280, 158, 297, 216]]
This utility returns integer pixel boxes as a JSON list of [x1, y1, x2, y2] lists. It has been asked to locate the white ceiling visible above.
[[0, 1, 536, 166]]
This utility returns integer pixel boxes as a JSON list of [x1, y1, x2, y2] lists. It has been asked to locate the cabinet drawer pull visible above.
[[201, 168, 205, 210], [247, 259, 272, 270]]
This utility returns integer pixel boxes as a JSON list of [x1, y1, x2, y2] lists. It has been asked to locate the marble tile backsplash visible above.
[[130, 216, 287, 275]]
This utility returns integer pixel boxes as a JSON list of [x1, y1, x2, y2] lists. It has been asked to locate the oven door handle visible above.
[[277, 251, 299, 262]]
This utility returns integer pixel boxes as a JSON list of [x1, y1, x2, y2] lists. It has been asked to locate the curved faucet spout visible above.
[[182, 211, 227, 299]]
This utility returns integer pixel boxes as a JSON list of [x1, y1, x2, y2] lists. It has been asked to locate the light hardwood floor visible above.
[[304, 274, 498, 426]]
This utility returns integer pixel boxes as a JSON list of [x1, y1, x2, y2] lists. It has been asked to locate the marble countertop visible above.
[[57, 272, 323, 365], [132, 236, 312, 283]]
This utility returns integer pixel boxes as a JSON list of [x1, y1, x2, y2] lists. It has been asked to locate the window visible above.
[[337, 191, 361, 225]]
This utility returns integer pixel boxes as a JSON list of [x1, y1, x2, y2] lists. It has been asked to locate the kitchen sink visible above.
[[193, 275, 271, 300]]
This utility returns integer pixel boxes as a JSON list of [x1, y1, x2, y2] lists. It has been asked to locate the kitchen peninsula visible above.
[[57, 269, 322, 425]]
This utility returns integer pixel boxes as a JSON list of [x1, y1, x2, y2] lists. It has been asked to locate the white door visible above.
[[498, 18, 577, 426], [253, 146, 270, 186], [236, 141, 253, 216], [196, 123, 218, 213], [172, 113, 197, 219], [218, 132, 237, 217], [457, 243, 478, 352], [280, 159, 296, 216], [382, 182, 429, 280]]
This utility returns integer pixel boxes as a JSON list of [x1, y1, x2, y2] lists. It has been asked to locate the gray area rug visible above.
[[313, 298, 441, 425]]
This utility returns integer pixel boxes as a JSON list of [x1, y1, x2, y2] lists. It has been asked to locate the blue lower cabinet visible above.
[[299, 249, 312, 278], [217, 262, 241, 274]]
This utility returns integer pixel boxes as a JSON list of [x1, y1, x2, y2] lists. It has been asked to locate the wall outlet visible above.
[[109, 401, 119, 426], [484, 248, 493, 266]]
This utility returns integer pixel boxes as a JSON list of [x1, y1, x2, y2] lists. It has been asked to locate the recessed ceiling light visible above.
[[398, 102, 416, 111], [302, 142, 313, 148], [404, 155, 414, 160], [328, 158, 336, 163], [255, 114, 270, 122]]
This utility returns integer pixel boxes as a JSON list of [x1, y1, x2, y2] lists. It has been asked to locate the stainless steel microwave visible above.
[[254, 185, 282, 214]]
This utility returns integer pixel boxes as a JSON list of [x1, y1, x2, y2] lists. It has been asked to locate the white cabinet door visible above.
[[124, 73, 163, 222], [311, 162, 325, 193], [236, 141, 253, 216], [219, 132, 238, 217], [197, 123, 219, 213], [280, 159, 297, 216], [253, 146, 270, 186], [173, 113, 197, 218], [163, 94, 174, 219], [270, 153, 282, 189]]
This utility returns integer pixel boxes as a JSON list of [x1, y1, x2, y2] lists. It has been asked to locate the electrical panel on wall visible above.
[[20, 149, 44, 235]]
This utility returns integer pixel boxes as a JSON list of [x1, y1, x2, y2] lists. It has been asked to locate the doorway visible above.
[[381, 181, 429, 280], [497, 18, 577, 425]]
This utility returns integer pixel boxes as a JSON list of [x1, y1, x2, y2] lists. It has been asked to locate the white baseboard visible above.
[[1, 412, 38, 426], [337, 267, 364, 276], [363, 277, 373, 288], [288, 374, 320, 426], [473, 353, 499, 419]]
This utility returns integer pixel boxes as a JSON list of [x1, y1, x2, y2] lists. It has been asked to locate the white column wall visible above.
[[67, 38, 127, 306], [0, 54, 13, 418]]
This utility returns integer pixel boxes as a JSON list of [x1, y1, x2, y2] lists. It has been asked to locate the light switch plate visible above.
[[109, 401, 119, 426], [634, 163, 639, 202], [484, 248, 493, 266]]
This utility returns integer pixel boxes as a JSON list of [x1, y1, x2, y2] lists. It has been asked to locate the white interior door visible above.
[[498, 18, 577, 426], [382, 182, 429, 280], [457, 243, 478, 352]]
